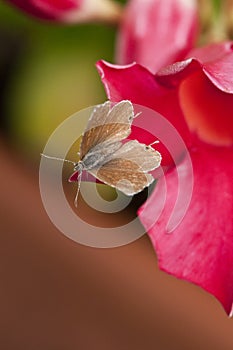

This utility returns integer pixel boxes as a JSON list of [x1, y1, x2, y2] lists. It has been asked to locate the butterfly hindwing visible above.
[[88, 140, 161, 195], [90, 158, 154, 195], [110, 140, 161, 172]]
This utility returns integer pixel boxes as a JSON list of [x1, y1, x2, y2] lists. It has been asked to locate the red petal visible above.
[[138, 143, 233, 314], [69, 171, 79, 182], [96, 60, 192, 167], [69, 170, 102, 183], [116, 0, 198, 73]]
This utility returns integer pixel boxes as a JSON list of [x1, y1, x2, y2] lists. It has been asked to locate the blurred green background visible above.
[[0, 1, 125, 158]]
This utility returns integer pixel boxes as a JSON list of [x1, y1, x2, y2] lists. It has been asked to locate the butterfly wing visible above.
[[80, 100, 134, 159], [88, 140, 161, 196], [110, 140, 161, 172], [89, 158, 154, 196]]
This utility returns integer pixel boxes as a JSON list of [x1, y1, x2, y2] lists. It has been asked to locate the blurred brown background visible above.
[[0, 2, 233, 349]]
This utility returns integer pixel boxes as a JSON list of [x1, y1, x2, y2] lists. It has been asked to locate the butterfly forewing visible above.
[[80, 101, 134, 159], [105, 100, 134, 124]]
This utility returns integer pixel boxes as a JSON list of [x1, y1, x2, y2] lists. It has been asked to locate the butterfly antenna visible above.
[[40, 153, 76, 166], [134, 111, 142, 119], [74, 170, 83, 208], [149, 140, 159, 147]]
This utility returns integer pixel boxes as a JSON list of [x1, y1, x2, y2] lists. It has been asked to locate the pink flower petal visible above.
[[96, 60, 191, 167], [138, 143, 233, 314], [116, 0, 198, 73], [156, 42, 233, 93], [155, 42, 233, 146]]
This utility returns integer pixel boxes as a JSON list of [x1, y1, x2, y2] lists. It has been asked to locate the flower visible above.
[[4, 0, 122, 23], [116, 0, 199, 73], [96, 41, 233, 314]]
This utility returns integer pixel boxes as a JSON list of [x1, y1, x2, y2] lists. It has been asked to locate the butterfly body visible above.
[[75, 140, 122, 172]]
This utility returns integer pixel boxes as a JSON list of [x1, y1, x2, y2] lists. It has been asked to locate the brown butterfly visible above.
[[41, 100, 161, 207], [68, 100, 162, 206]]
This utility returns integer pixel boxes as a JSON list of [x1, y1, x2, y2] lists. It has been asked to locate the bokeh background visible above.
[[0, 1, 119, 157], [1, 1, 233, 349]]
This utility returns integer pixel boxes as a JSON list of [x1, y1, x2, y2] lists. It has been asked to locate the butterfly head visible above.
[[74, 161, 84, 173]]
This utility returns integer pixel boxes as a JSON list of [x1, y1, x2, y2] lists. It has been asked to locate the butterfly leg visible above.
[[74, 170, 83, 208]]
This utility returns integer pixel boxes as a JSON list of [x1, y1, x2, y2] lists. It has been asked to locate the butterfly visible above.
[[41, 100, 162, 207], [69, 100, 161, 206]]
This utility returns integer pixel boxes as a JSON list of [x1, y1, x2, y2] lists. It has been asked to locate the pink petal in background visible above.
[[4, 0, 81, 20], [116, 0, 199, 73], [4, 0, 122, 23]]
